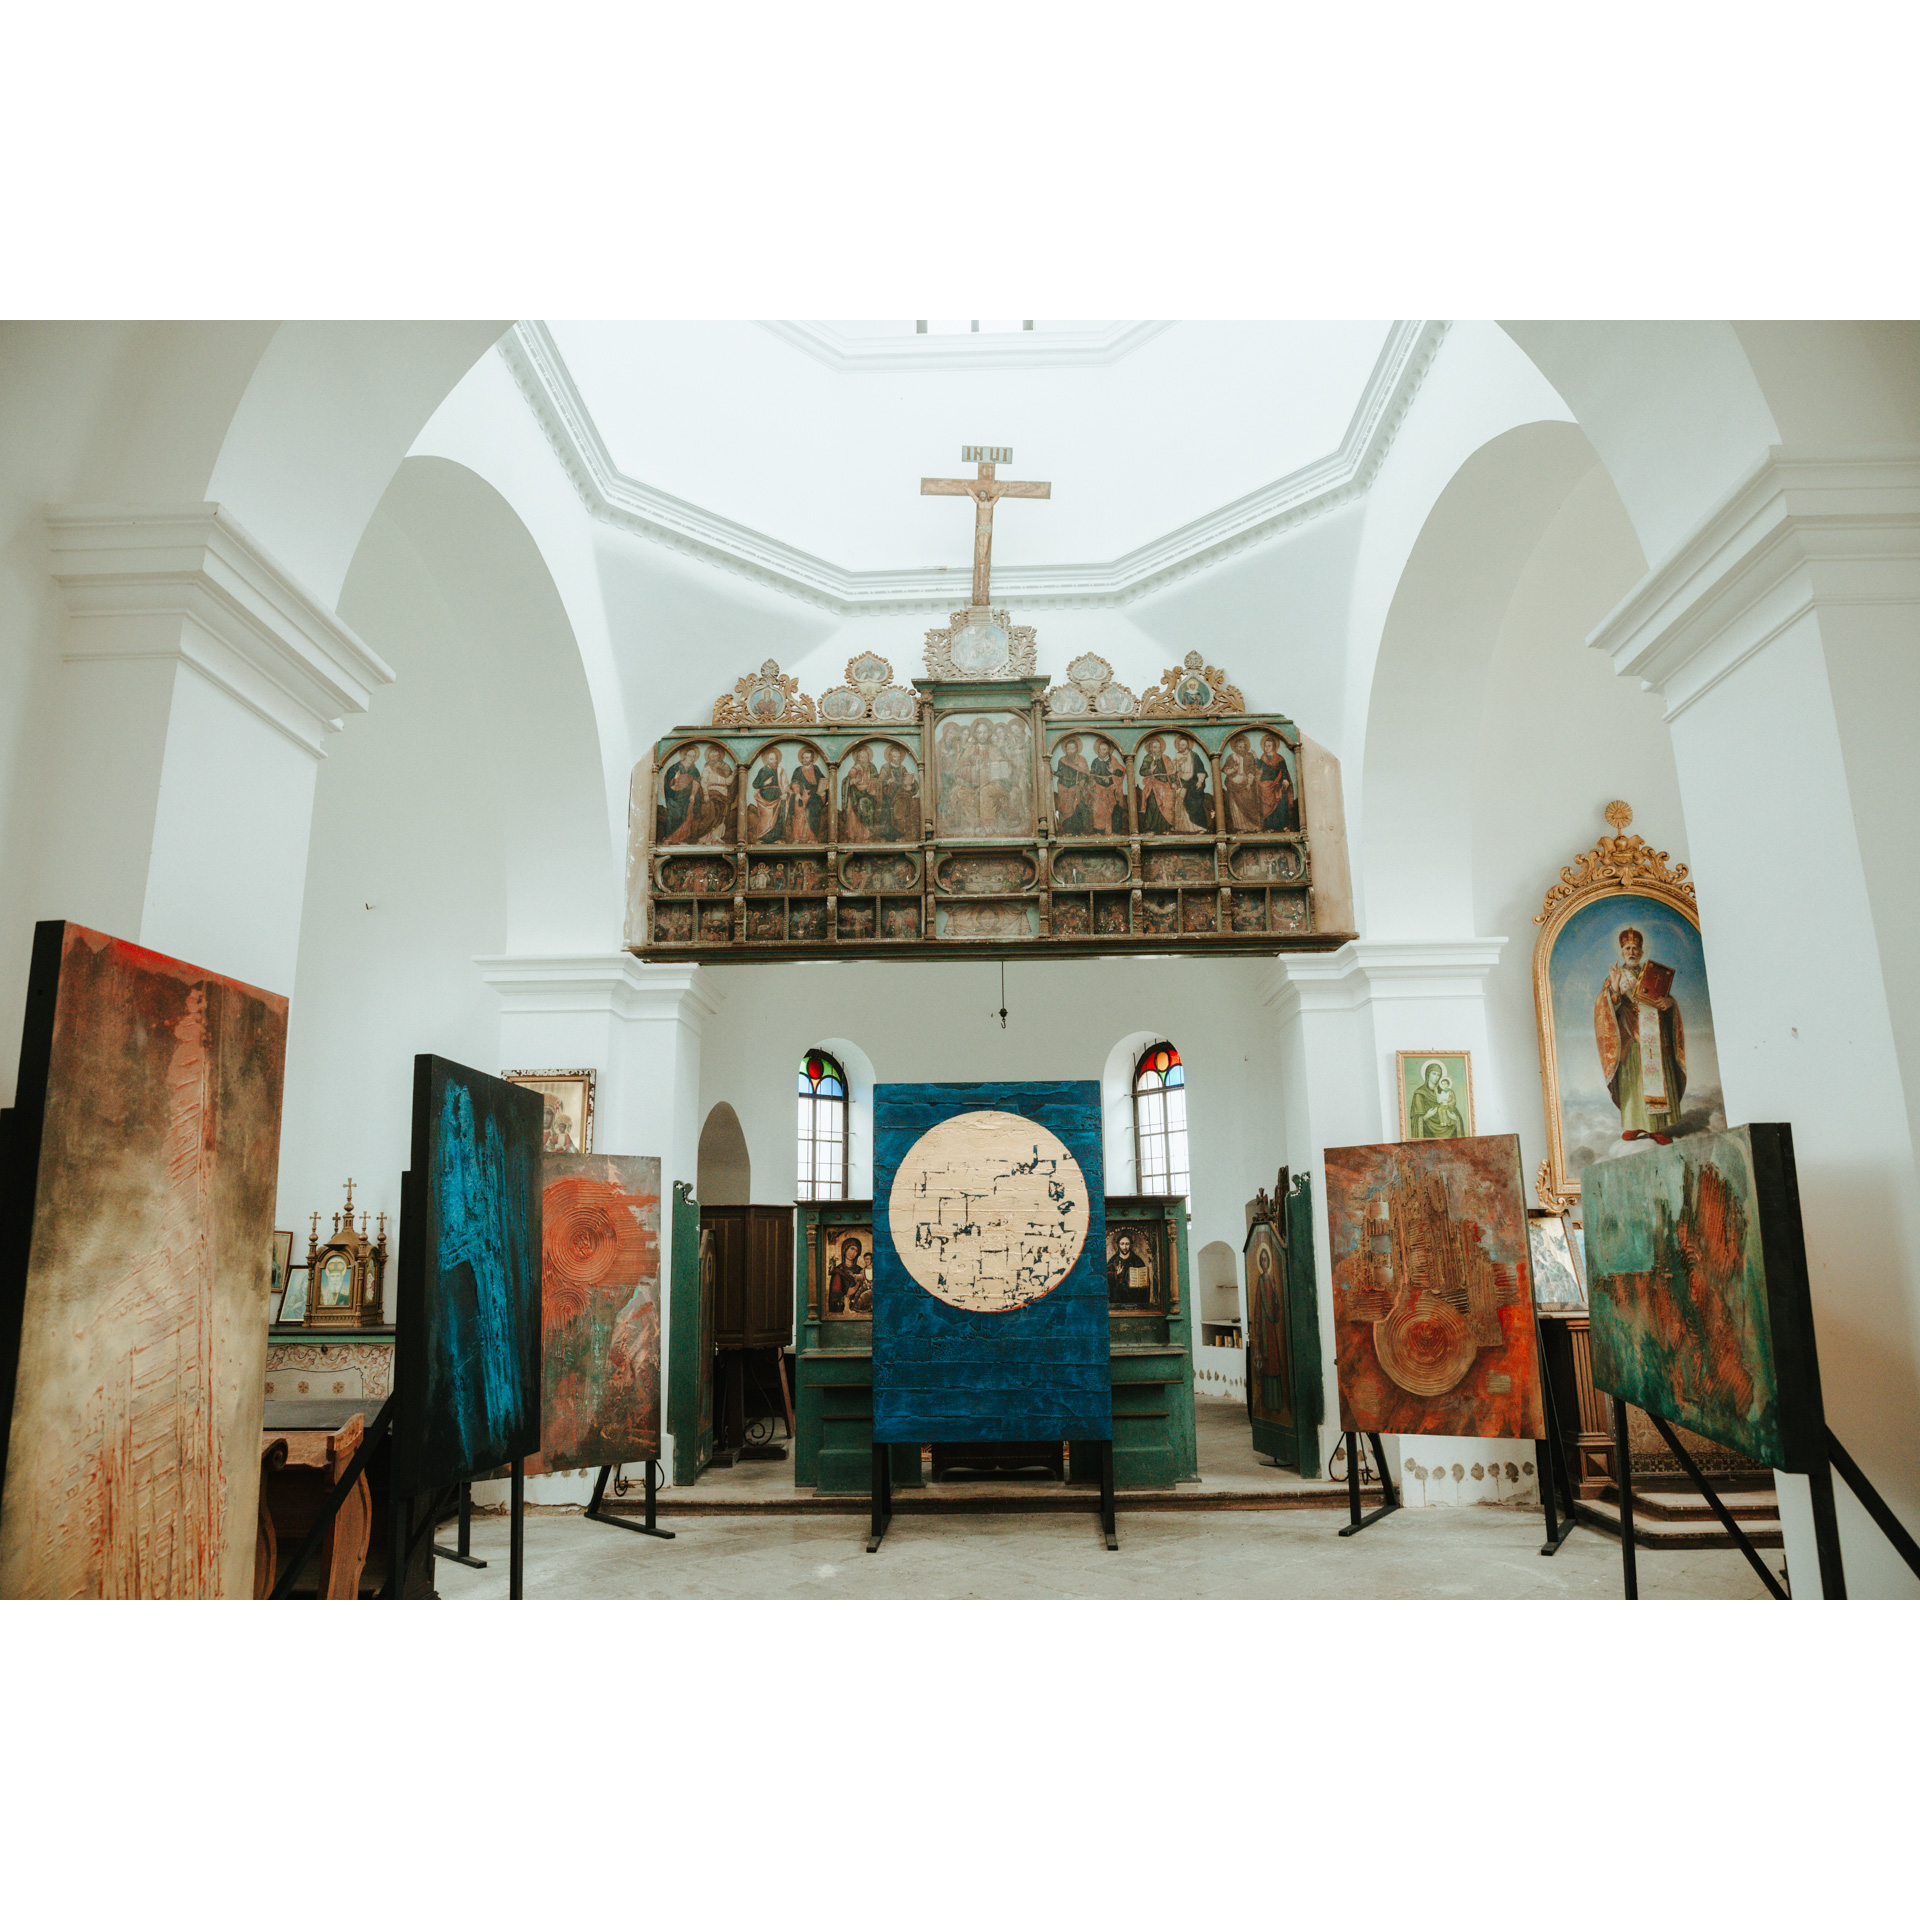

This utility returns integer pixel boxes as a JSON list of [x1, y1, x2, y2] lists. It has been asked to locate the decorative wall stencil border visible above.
[[498, 320, 1451, 614]]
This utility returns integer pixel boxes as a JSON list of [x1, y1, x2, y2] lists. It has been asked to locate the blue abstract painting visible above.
[[873, 1081, 1112, 1444], [394, 1055, 544, 1495]]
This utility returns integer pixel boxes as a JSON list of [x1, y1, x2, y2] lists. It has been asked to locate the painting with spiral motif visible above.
[[0, 921, 288, 1598], [527, 1153, 661, 1472], [393, 1056, 544, 1497], [1583, 1124, 1823, 1473], [1324, 1134, 1545, 1439]]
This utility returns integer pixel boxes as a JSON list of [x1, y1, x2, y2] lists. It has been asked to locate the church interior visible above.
[[5, 311, 1918, 1610], [8, 18, 1918, 1911]]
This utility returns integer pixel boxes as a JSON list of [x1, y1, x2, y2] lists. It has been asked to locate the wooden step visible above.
[[1575, 1495, 1785, 1551], [1631, 1485, 1779, 1524]]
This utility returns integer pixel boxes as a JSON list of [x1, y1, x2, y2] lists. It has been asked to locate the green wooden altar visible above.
[[792, 1192, 1197, 1492]]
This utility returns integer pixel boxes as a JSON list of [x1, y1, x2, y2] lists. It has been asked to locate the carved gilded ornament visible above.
[[711, 659, 818, 727], [1529, 800, 1703, 1208], [818, 651, 918, 724], [1047, 651, 1138, 718], [922, 606, 1037, 681], [1138, 649, 1247, 718]]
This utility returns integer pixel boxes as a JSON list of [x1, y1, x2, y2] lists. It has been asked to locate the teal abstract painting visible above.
[[1583, 1123, 1825, 1473]]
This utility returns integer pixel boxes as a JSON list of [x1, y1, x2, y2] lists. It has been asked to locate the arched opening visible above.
[[796, 1048, 849, 1201], [697, 1101, 752, 1203], [1132, 1038, 1190, 1198]]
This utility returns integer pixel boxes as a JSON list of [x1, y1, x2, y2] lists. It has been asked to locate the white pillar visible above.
[[40, 505, 392, 994], [475, 953, 722, 1489], [1263, 939, 1533, 1504], [1591, 448, 1920, 1597]]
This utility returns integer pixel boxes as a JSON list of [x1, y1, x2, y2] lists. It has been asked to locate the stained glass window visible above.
[[797, 1048, 848, 1201], [1132, 1040, 1189, 1198]]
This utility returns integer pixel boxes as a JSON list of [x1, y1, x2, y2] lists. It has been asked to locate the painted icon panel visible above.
[[1544, 894, 1723, 1188], [1396, 1050, 1475, 1139], [822, 1225, 874, 1319], [872, 1082, 1111, 1443], [1105, 1221, 1166, 1313], [0, 922, 289, 1598], [744, 739, 834, 845], [838, 738, 921, 844], [932, 711, 1034, 839], [528, 1153, 661, 1473], [1134, 731, 1214, 835], [1245, 1218, 1293, 1428], [1220, 729, 1300, 834], [1527, 1212, 1588, 1313], [394, 1055, 544, 1496], [1323, 1134, 1545, 1440], [1583, 1124, 1823, 1473], [656, 740, 738, 846], [1050, 732, 1129, 837]]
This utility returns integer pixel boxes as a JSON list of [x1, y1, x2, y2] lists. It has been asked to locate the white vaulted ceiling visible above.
[[505, 319, 1445, 612]]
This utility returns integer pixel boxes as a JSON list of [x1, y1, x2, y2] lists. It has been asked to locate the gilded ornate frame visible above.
[[501, 1068, 597, 1154], [1530, 801, 1699, 1207]]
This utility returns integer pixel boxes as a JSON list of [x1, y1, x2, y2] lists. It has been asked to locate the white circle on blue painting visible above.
[[889, 1110, 1090, 1313]]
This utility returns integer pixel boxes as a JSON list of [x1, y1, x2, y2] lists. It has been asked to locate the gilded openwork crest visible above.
[[923, 606, 1037, 681], [818, 652, 915, 724], [712, 659, 818, 727], [1047, 651, 1138, 717], [1138, 649, 1246, 718]]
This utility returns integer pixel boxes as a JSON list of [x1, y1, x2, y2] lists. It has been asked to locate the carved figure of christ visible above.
[[921, 451, 1052, 606]]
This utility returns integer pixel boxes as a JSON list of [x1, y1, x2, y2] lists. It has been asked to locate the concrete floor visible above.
[[433, 1503, 1775, 1600]]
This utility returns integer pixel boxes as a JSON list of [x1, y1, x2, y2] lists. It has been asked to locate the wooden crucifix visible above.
[[921, 445, 1051, 606]]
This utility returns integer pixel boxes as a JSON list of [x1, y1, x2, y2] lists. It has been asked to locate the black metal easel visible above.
[[585, 1458, 676, 1540], [433, 1480, 488, 1569], [1613, 1408, 1920, 1601], [867, 1438, 1118, 1553], [1337, 1431, 1400, 1535], [1534, 1337, 1579, 1556]]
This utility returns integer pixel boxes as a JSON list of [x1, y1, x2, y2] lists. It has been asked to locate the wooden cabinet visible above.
[[700, 1204, 794, 1350]]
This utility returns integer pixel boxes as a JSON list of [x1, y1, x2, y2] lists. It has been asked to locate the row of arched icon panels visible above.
[[653, 724, 1302, 849]]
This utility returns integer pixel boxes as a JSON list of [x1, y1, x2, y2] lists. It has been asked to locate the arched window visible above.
[[1133, 1040, 1189, 1197], [797, 1048, 849, 1201]]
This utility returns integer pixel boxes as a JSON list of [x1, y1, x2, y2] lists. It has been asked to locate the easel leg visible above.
[[1807, 1450, 1848, 1600], [509, 1457, 525, 1600], [1367, 1433, 1399, 1509], [866, 1442, 890, 1552], [1339, 1433, 1397, 1536], [384, 1490, 409, 1598], [583, 1458, 677, 1540], [433, 1478, 489, 1569], [1100, 1438, 1117, 1550], [1611, 1395, 1637, 1600], [1533, 1337, 1578, 1555], [1827, 1427, 1920, 1581]]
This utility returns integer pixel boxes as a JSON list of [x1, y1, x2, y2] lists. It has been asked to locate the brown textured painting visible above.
[[0, 922, 288, 1597], [526, 1153, 662, 1473], [1324, 1135, 1545, 1440]]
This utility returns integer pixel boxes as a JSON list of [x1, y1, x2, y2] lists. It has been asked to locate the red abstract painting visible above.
[[0, 923, 288, 1598], [1324, 1135, 1545, 1440], [526, 1154, 662, 1474]]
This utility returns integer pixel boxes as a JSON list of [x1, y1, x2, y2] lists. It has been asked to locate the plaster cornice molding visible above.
[[1588, 447, 1920, 720], [498, 319, 1450, 616], [44, 504, 393, 759], [1259, 936, 1504, 1021], [476, 953, 725, 1028], [756, 320, 1176, 372]]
